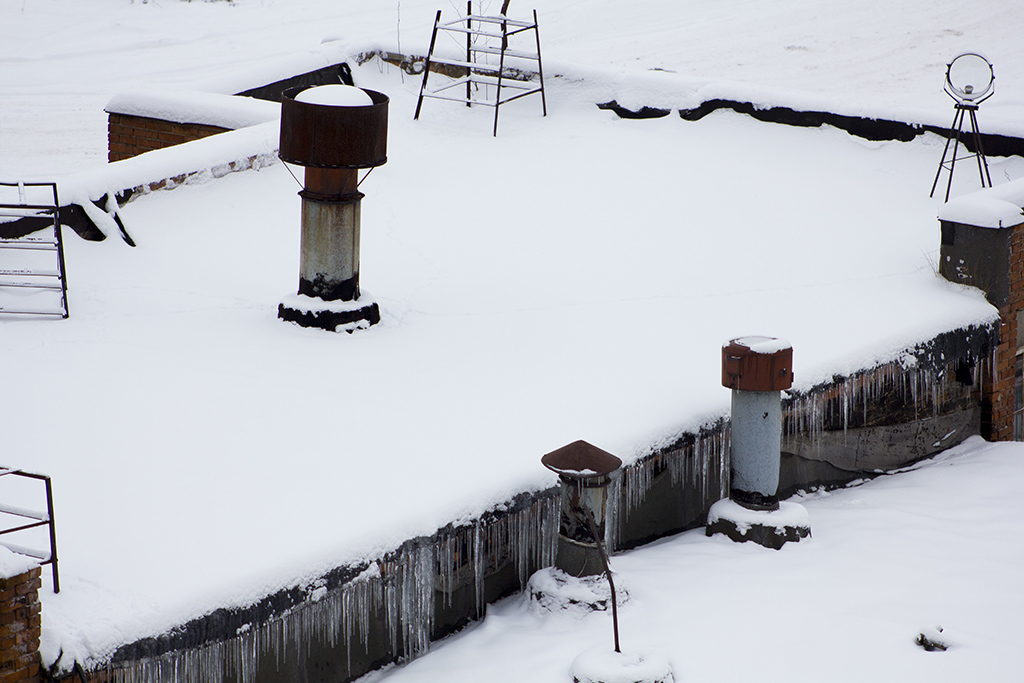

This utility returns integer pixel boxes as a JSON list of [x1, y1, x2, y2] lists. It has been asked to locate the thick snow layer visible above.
[[294, 84, 373, 107], [938, 176, 1024, 228], [727, 335, 792, 355], [1, 0, 1022, 676], [105, 89, 280, 129], [0, 546, 39, 580]]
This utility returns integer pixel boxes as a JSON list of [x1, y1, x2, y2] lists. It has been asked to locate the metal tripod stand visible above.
[[930, 101, 992, 202], [930, 52, 995, 202]]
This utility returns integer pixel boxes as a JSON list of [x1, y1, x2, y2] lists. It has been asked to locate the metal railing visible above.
[[0, 181, 70, 318], [0, 467, 59, 592]]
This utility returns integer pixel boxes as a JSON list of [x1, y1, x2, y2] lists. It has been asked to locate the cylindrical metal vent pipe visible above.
[[542, 441, 622, 577], [721, 336, 793, 510], [277, 85, 388, 332], [708, 336, 809, 549]]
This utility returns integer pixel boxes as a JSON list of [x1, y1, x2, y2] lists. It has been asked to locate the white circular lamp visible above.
[[944, 52, 995, 104]]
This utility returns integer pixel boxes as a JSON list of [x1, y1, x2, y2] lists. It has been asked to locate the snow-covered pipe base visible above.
[[570, 648, 674, 683], [278, 292, 381, 333], [705, 499, 810, 550], [527, 567, 628, 616]]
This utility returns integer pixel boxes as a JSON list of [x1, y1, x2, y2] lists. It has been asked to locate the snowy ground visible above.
[[1, 0, 1023, 678]]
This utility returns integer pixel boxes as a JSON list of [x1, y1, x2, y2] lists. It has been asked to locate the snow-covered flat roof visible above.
[[7, 61, 1010, 666]]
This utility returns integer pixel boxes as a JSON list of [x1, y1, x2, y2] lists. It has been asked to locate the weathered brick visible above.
[[14, 580, 39, 597], [0, 622, 25, 638], [157, 132, 185, 144]]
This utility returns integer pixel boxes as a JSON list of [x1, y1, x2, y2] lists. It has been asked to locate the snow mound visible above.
[[570, 648, 673, 683], [295, 85, 373, 107], [528, 567, 628, 617]]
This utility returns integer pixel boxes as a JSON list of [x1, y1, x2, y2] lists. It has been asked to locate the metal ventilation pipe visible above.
[[708, 336, 810, 549], [721, 336, 793, 510], [542, 440, 622, 577], [277, 85, 389, 332]]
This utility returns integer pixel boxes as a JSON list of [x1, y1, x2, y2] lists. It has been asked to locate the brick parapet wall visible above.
[[989, 222, 1024, 440], [0, 567, 42, 683], [107, 113, 229, 163]]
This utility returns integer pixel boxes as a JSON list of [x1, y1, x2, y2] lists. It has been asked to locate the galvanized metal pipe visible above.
[[730, 388, 782, 510], [721, 336, 793, 511], [297, 194, 362, 302]]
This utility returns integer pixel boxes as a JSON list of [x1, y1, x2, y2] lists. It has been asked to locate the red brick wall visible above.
[[0, 567, 41, 683], [108, 113, 229, 162], [988, 222, 1024, 440]]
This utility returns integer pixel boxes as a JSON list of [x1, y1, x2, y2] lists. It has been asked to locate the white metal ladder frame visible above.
[[414, 2, 547, 136], [0, 181, 69, 318]]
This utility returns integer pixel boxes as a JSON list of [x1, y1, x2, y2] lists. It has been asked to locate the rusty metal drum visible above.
[[280, 86, 388, 169]]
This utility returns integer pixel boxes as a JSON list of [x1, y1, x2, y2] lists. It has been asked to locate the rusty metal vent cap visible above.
[[541, 440, 622, 480], [279, 85, 388, 169], [722, 335, 794, 392]]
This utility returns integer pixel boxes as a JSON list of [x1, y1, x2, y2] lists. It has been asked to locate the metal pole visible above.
[[583, 506, 619, 653], [44, 476, 59, 593], [930, 106, 961, 199]]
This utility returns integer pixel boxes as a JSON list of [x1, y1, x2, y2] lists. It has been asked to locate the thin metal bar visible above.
[[968, 108, 993, 187], [534, 10, 547, 117], [930, 107, 960, 199], [423, 94, 499, 107], [493, 15, 508, 137], [0, 204, 59, 212], [495, 88, 543, 106], [469, 45, 539, 60], [0, 521, 49, 535], [466, 1, 472, 108], [437, 26, 506, 39], [51, 184, 69, 318], [45, 476, 59, 593], [944, 108, 965, 203], [414, 10, 443, 120], [583, 505, 620, 653], [0, 244, 59, 252], [0, 283, 64, 290], [0, 181, 62, 189]]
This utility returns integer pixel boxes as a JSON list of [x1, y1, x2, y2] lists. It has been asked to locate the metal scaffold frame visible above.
[[414, 2, 547, 136]]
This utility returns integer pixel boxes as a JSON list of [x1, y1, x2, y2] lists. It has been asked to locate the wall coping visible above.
[[105, 89, 279, 130], [0, 546, 39, 582], [939, 177, 1024, 229]]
